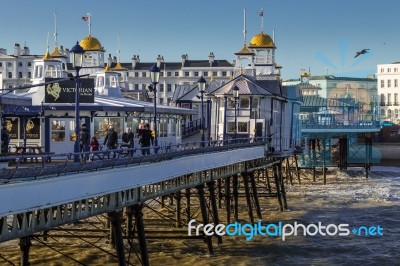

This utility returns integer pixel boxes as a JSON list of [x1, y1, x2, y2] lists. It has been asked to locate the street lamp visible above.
[[70, 41, 85, 162], [149, 64, 160, 152], [197, 76, 206, 146], [232, 85, 240, 141]]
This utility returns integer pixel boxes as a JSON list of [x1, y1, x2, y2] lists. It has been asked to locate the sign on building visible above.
[[44, 78, 95, 103]]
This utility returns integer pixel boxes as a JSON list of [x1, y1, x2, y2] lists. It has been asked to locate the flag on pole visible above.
[[81, 16, 89, 22], [259, 9, 264, 17]]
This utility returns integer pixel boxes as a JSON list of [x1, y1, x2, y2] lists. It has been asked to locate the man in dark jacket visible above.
[[79, 123, 90, 160], [1, 125, 10, 154], [104, 125, 118, 158], [139, 124, 153, 156], [121, 127, 134, 156]]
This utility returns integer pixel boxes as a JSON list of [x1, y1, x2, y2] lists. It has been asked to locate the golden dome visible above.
[[51, 47, 62, 57], [235, 44, 255, 55], [104, 64, 111, 72], [112, 62, 126, 71], [249, 32, 274, 48], [301, 72, 310, 77], [79, 35, 104, 51], [42, 51, 52, 61]]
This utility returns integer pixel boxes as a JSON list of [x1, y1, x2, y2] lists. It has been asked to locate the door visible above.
[[50, 118, 82, 154]]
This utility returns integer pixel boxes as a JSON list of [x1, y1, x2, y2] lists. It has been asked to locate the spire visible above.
[[51, 12, 62, 57], [258, 8, 264, 32], [42, 32, 52, 60], [53, 12, 58, 49], [112, 33, 126, 71], [243, 9, 247, 46]]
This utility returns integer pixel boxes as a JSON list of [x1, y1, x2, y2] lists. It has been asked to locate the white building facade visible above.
[[377, 63, 400, 123]]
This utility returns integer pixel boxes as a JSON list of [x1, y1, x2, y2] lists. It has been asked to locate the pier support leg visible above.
[[208, 181, 222, 244], [273, 163, 283, 211], [175, 191, 182, 228], [249, 172, 262, 220], [185, 188, 191, 220], [365, 134, 372, 179], [233, 174, 239, 221], [19, 236, 31, 266], [108, 211, 126, 266], [286, 158, 294, 186], [312, 139, 317, 182], [217, 179, 222, 209], [294, 155, 301, 184], [126, 207, 134, 241], [196, 184, 214, 256], [225, 176, 231, 224], [265, 167, 272, 194], [243, 173, 254, 224], [278, 160, 288, 210], [133, 204, 150, 266], [322, 138, 327, 185]]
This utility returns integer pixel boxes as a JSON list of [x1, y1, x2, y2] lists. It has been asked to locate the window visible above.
[[28, 72, 31, 78], [93, 117, 124, 140], [388, 93, 392, 106], [141, 84, 146, 90], [388, 80, 391, 88], [395, 68, 398, 72], [174, 71, 179, 77], [387, 68, 391, 72], [395, 93, 398, 106], [19, 72, 22, 78], [381, 80, 384, 88], [237, 122, 248, 133], [159, 98, 164, 105], [0, 62, 2, 67], [18, 62, 22, 67], [203, 71, 208, 77], [134, 84, 139, 90], [159, 84, 164, 92], [135, 72, 139, 77], [167, 84, 172, 92], [167, 72, 172, 77], [51, 120, 66, 142], [159, 118, 168, 137], [8, 72, 12, 78], [239, 98, 250, 108], [222, 71, 227, 76], [185, 72, 189, 77], [194, 71, 199, 76], [160, 72, 164, 77], [7, 62, 12, 67], [213, 71, 217, 77], [395, 79, 398, 87], [380, 68, 384, 73], [142, 72, 147, 77], [28, 62, 31, 67]]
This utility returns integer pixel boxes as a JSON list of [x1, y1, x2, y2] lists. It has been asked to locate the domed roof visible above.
[[249, 32, 274, 48], [79, 35, 104, 51], [301, 72, 310, 77]]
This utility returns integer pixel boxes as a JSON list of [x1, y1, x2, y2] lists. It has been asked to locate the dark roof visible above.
[[302, 95, 354, 107]]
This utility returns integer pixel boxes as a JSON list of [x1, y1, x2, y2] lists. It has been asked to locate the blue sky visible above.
[[2, 0, 400, 79]]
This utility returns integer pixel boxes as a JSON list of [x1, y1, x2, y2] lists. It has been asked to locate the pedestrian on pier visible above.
[[121, 127, 134, 156], [89, 136, 102, 161], [1, 125, 10, 154], [80, 123, 90, 161], [139, 123, 153, 156], [104, 125, 118, 158]]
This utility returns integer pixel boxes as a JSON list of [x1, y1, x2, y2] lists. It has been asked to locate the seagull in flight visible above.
[[354, 49, 370, 58]]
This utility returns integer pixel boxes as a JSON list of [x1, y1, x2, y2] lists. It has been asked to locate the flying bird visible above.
[[354, 49, 370, 58]]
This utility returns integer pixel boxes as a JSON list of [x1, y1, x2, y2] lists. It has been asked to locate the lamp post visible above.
[[197, 76, 206, 146], [232, 85, 240, 141], [149, 64, 160, 153], [70, 41, 85, 162]]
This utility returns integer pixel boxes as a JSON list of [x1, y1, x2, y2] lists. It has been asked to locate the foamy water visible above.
[[0, 167, 399, 265]]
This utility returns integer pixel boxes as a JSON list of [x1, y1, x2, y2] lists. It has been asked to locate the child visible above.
[[89, 136, 102, 161]]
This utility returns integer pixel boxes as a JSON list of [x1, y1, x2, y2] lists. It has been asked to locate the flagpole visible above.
[[88, 13, 92, 35]]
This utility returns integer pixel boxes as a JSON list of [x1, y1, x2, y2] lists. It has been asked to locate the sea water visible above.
[[0, 166, 399, 265]]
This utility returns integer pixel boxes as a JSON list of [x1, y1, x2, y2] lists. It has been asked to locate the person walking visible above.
[[1, 125, 10, 154], [79, 123, 90, 160], [139, 124, 153, 156], [104, 125, 118, 158], [121, 127, 134, 156], [89, 136, 102, 161]]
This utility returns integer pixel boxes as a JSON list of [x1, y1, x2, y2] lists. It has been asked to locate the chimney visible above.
[[181, 54, 188, 67], [132, 55, 138, 69], [14, 43, 20, 56], [107, 54, 112, 66], [156, 54, 162, 67], [22, 46, 30, 55], [208, 52, 215, 66], [65, 48, 70, 63]]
